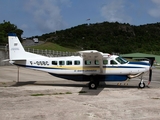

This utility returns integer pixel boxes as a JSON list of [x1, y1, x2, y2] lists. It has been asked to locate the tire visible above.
[[89, 81, 97, 89], [139, 82, 145, 88]]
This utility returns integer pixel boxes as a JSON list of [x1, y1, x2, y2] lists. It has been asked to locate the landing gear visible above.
[[139, 82, 145, 88], [88, 76, 99, 89], [138, 79, 145, 88], [89, 81, 97, 89]]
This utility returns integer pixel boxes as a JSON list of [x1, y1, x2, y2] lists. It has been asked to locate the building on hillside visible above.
[[120, 53, 160, 65], [33, 38, 39, 43]]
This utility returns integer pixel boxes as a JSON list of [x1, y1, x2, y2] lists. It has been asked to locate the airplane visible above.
[[7, 33, 153, 89]]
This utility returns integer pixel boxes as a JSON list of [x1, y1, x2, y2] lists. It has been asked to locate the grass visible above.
[[151, 97, 160, 100], [79, 91, 87, 93], [65, 92, 72, 94], [2, 82, 6, 85], [31, 93, 45, 96], [31, 92, 72, 96], [27, 42, 78, 52]]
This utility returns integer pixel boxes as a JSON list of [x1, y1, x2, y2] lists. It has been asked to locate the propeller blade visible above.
[[150, 59, 154, 66], [148, 58, 154, 86], [148, 68, 152, 85]]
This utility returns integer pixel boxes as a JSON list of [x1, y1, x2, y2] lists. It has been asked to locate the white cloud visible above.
[[151, 0, 160, 4], [149, 0, 160, 18], [25, 0, 71, 33], [20, 24, 28, 30], [100, 0, 131, 23]]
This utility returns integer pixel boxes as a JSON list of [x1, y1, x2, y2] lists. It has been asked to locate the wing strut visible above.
[[99, 58, 103, 73]]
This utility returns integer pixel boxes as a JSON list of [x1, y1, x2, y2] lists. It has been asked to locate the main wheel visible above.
[[89, 81, 97, 89], [139, 82, 145, 88]]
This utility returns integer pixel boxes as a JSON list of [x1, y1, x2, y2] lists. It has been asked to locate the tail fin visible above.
[[8, 33, 47, 61], [8, 33, 26, 60]]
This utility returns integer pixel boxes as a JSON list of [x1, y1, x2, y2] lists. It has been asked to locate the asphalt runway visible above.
[[0, 66, 160, 89]]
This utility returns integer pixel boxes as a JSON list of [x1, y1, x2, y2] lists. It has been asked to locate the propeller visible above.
[[148, 58, 154, 86], [148, 68, 152, 85]]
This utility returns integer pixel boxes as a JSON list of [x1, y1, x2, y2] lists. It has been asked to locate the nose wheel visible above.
[[138, 79, 145, 88]]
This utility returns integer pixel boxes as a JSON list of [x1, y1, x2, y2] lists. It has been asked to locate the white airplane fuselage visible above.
[[12, 55, 150, 82]]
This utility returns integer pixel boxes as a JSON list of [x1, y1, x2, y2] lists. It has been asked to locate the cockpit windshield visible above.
[[115, 56, 128, 64]]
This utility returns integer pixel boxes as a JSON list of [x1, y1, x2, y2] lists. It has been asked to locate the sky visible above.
[[0, 0, 160, 37]]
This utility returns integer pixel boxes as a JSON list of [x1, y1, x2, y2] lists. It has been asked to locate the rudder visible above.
[[8, 33, 26, 60]]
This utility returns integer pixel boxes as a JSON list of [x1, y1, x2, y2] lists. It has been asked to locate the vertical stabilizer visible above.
[[8, 33, 26, 60]]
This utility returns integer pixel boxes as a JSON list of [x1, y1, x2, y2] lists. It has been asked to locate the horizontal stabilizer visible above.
[[11, 59, 26, 61], [2, 59, 10, 62]]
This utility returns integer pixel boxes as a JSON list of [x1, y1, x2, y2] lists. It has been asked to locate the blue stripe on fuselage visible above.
[[49, 73, 128, 82], [104, 66, 143, 68], [128, 62, 150, 66]]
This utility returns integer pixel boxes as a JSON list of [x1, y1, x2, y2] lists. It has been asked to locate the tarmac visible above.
[[0, 66, 160, 120]]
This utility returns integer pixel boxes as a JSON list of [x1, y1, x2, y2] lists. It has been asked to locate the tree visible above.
[[0, 21, 23, 43]]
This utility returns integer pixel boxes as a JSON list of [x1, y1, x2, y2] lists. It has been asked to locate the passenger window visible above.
[[66, 61, 72, 65], [52, 61, 57, 65], [103, 60, 108, 65], [85, 60, 91, 65], [74, 60, 80, 65], [95, 60, 99, 65], [110, 60, 117, 65], [59, 61, 65, 65]]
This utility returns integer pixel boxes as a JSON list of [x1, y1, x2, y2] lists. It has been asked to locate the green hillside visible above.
[[27, 42, 78, 52], [36, 22, 160, 55], [1, 21, 160, 54]]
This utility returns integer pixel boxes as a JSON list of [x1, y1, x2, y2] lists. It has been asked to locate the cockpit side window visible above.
[[110, 60, 117, 65], [116, 57, 128, 64]]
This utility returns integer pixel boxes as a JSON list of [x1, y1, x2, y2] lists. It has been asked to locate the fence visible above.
[[0, 46, 10, 66], [25, 48, 78, 57]]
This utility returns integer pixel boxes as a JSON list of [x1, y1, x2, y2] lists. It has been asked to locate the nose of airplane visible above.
[[128, 61, 151, 73], [139, 61, 152, 86], [139, 61, 151, 71], [129, 61, 150, 67]]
